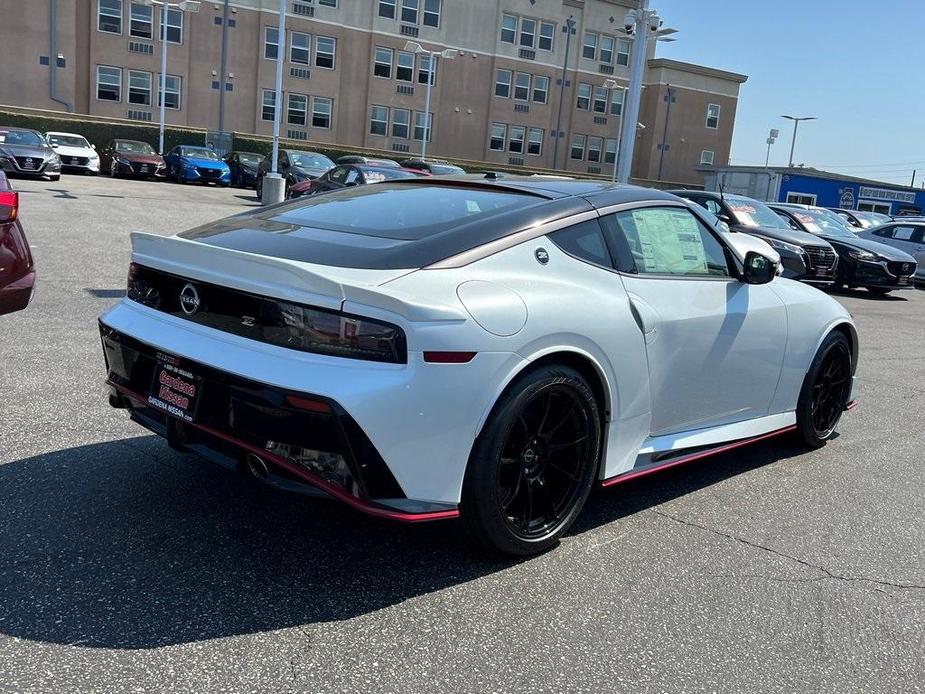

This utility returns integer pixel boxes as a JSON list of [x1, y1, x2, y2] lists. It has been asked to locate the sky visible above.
[[651, 0, 925, 187]]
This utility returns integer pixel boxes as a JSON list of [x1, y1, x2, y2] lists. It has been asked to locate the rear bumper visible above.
[[0, 270, 35, 315], [101, 322, 459, 522]]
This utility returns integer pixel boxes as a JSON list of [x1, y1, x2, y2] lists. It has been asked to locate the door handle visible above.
[[626, 293, 660, 344]]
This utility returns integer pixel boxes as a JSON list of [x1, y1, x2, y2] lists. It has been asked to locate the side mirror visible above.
[[718, 213, 732, 225], [742, 251, 777, 285], [92, 144, 97, 150], [50, 143, 59, 148]]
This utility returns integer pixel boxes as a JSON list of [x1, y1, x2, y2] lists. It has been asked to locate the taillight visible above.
[[126, 262, 161, 308], [0, 190, 18, 223]]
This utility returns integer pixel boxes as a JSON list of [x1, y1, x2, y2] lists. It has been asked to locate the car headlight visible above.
[[89, 152, 99, 162], [765, 238, 803, 255], [115, 156, 130, 165], [848, 249, 878, 262], [50, 153, 61, 164]]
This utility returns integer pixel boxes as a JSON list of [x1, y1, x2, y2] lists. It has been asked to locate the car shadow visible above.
[[827, 287, 909, 301], [0, 434, 803, 649], [233, 194, 260, 204]]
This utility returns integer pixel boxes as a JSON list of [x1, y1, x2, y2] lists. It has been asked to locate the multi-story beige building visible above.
[[0, 0, 747, 185]]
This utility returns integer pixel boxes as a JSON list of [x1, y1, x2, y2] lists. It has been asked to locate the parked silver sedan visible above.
[[858, 221, 925, 285]]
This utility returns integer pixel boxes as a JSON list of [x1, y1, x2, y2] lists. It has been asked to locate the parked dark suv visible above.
[[671, 190, 839, 285], [255, 149, 334, 199], [0, 171, 35, 315]]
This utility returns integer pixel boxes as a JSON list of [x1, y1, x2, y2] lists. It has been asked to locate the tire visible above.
[[795, 331, 852, 449], [867, 287, 891, 296], [110, 162, 118, 178], [461, 365, 602, 556], [255, 176, 263, 200], [48, 175, 60, 182]]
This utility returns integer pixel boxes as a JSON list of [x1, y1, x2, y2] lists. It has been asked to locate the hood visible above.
[[824, 235, 916, 261], [734, 224, 826, 247], [0, 143, 53, 159], [293, 165, 328, 180], [117, 152, 164, 165], [54, 145, 95, 158], [180, 156, 227, 168]]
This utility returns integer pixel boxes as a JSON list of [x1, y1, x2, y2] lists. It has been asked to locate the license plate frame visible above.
[[148, 352, 203, 423]]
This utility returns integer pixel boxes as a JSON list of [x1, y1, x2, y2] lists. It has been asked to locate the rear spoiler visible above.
[[130, 232, 466, 322]]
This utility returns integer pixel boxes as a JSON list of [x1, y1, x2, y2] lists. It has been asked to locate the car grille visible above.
[[197, 167, 221, 178], [805, 246, 838, 271], [14, 156, 44, 171], [131, 162, 155, 174], [887, 261, 916, 277], [64, 156, 89, 166]]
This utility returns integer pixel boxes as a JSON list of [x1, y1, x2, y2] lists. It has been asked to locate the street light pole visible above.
[[403, 42, 457, 162], [262, 0, 287, 204], [552, 17, 575, 170], [782, 115, 816, 167]]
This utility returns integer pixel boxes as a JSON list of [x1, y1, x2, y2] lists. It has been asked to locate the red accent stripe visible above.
[[601, 425, 798, 488], [846, 399, 859, 411], [109, 381, 459, 523]]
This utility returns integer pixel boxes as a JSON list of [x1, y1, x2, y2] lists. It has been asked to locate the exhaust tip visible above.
[[244, 453, 269, 480]]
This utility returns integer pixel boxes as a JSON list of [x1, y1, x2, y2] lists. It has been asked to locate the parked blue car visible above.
[[164, 145, 231, 186]]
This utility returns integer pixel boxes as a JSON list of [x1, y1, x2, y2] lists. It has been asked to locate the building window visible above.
[[264, 26, 279, 60], [500, 14, 516, 44], [414, 111, 432, 141], [157, 74, 181, 109], [163, 7, 182, 43], [576, 83, 591, 111], [130, 2, 152, 39], [494, 69, 512, 98], [290, 32, 310, 64], [378, 0, 395, 19], [587, 136, 602, 163], [418, 55, 435, 85], [423, 0, 440, 27], [318, 0, 337, 6], [96, 65, 122, 101], [532, 75, 549, 104], [700, 150, 715, 165], [490, 123, 506, 151], [706, 104, 720, 129], [599, 35, 614, 64], [401, 0, 418, 24], [261, 89, 276, 121], [513, 72, 530, 101], [392, 108, 410, 138], [374, 46, 393, 78], [610, 88, 624, 116], [593, 86, 607, 114], [370, 105, 389, 136], [605, 138, 617, 164], [127, 70, 151, 105], [98, 0, 122, 34], [312, 97, 332, 128], [787, 192, 817, 205], [617, 38, 631, 66], [396, 51, 414, 81], [315, 36, 336, 69], [570, 133, 585, 160], [527, 128, 543, 156], [288, 94, 307, 126], [508, 126, 525, 154], [519, 18, 536, 48], [538, 21, 554, 51], [582, 32, 597, 60]]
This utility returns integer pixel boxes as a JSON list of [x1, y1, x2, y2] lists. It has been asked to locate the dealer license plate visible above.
[[148, 352, 203, 422]]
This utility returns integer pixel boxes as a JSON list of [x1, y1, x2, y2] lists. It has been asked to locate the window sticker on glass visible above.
[[794, 213, 822, 233], [728, 202, 758, 226], [364, 171, 386, 183], [631, 208, 709, 274], [345, 169, 360, 184], [894, 227, 914, 240], [465, 199, 482, 213]]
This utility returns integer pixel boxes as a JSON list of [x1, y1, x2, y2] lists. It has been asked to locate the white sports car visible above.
[[99, 177, 859, 555]]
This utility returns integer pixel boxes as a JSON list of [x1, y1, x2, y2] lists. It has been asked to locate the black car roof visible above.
[[0, 126, 40, 134]]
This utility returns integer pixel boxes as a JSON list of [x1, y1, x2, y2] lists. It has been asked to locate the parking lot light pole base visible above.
[[262, 173, 285, 205]]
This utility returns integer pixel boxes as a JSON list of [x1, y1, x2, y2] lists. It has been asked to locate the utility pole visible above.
[[656, 84, 674, 181], [552, 16, 575, 170], [217, 0, 229, 133]]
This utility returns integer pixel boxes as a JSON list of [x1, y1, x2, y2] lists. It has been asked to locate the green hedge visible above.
[[0, 109, 205, 152]]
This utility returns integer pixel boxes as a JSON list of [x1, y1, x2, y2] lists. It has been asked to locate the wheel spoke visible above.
[[548, 434, 588, 456]]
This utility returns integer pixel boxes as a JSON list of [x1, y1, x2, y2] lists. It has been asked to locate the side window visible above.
[[605, 206, 730, 277], [893, 226, 915, 241], [911, 228, 925, 244], [328, 166, 348, 184], [549, 220, 612, 268], [873, 226, 894, 238], [705, 199, 723, 217], [345, 168, 360, 184]]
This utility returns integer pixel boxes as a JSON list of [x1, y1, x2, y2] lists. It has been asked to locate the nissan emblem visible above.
[[179, 283, 201, 315]]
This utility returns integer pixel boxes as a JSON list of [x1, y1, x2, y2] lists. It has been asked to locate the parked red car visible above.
[[0, 171, 35, 315], [99, 139, 166, 179]]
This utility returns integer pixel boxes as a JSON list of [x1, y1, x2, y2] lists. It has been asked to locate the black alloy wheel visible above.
[[462, 365, 601, 555], [796, 331, 852, 448]]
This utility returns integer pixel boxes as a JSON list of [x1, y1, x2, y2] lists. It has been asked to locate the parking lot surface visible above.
[[1, 175, 924, 694]]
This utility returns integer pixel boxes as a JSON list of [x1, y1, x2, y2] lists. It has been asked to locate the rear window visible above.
[[272, 184, 532, 240]]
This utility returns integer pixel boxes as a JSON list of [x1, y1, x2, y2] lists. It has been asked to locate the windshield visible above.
[[430, 164, 466, 175], [789, 208, 856, 238], [725, 195, 789, 229], [180, 146, 218, 160], [289, 152, 334, 170], [115, 140, 156, 154], [858, 211, 892, 225], [46, 133, 90, 148], [0, 129, 46, 147], [238, 153, 263, 166]]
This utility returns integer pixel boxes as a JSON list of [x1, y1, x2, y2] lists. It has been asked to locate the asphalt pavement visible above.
[[1, 175, 923, 694]]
